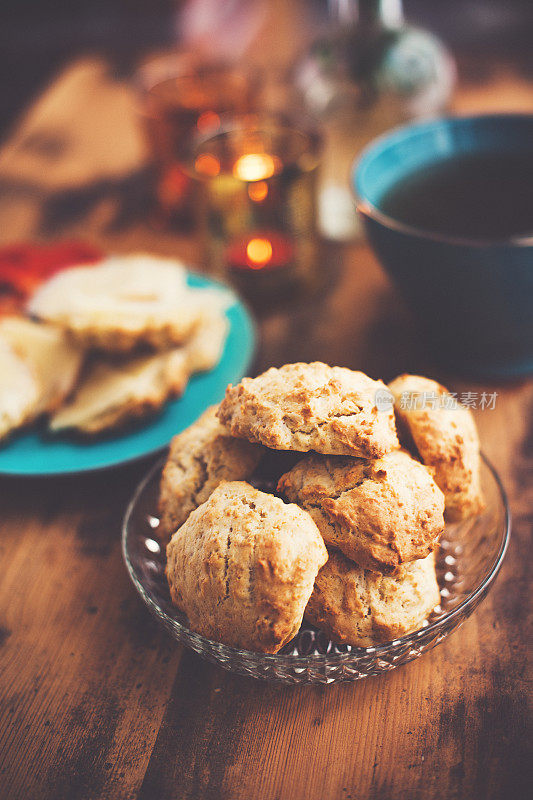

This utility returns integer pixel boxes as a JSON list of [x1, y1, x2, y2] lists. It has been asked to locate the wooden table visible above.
[[0, 57, 531, 800]]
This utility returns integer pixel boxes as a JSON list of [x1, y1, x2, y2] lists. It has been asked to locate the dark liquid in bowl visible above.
[[380, 153, 533, 240]]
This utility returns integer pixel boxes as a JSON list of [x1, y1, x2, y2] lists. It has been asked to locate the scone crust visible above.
[[166, 481, 328, 653], [217, 362, 399, 458], [64, 320, 199, 353], [305, 550, 440, 647], [278, 449, 444, 574], [158, 406, 263, 541], [389, 374, 484, 521]]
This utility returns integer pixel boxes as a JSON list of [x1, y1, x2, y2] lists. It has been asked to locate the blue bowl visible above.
[[353, 114, 533, 378]]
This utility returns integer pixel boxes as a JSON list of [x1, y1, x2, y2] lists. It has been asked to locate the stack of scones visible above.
[[161, 363, 484, 653]]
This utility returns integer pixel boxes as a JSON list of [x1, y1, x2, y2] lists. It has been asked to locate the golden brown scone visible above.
[[49, 350, 189, 435], [278, 449, 444, 574], [305, 550, 440, 647], [28, 253, 232, 353], [0, 339, 39, 441], [217, 362, 399, 458], [0, 316, 84, 416], [166, 481, 328, 653], [48, 311, 229, 436], [158, 406, 263, 541], [388, 374, 484, 521]]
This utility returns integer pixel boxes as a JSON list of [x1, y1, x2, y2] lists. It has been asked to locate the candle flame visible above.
[[234, 153, 278, 182], [248, 180, 268, 202], [246, 238, 273, 268]]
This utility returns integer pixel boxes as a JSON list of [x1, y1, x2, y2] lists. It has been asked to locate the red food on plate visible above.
[[0, 241, 103, 314]]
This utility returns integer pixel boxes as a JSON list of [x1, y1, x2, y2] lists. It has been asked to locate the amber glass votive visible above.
[[189, 117, 321, 302], [137, 57, 253, 231]]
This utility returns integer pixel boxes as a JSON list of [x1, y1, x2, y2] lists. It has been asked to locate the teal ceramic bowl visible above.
[[353, 114, 533, 378]]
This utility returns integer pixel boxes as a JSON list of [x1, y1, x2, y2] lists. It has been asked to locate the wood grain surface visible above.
[[0, 54, 532, 800]]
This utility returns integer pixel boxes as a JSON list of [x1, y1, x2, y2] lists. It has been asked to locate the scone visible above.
[[0, 339, 39, 441], [389, 374, 484, 520], [278, 449, 444, 574], [158, 406, 263, 541], [49, 350, 189, 435], [305, 549, 440, 647], [166, 481, 328, 653], [217, 362, 399, 458], [0, 316, 84, 415], [48, 311, 229, 436], [28, 253, 230, 353]]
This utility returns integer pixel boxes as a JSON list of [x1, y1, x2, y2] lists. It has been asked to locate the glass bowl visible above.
[[122, 454, 510, 684]]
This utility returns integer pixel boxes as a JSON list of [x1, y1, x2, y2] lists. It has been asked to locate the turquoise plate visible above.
[[0, 273, 255, 476]]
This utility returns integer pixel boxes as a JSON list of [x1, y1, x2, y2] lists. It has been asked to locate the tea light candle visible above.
[[226, 232, 295, 271], [191, 118, 320, 304]]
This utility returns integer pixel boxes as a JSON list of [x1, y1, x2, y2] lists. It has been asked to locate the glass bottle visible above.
[[296, 0, 456, 240]]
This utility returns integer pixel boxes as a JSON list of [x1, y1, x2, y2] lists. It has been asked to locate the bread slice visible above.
[[0, 339, 39, 441], [0, 317, 84, 415]]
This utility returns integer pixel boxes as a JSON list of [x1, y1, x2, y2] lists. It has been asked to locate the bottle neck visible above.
[[328, 0, 404, 28]]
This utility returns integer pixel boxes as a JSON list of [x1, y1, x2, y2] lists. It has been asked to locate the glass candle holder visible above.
[[189, 118, 321, 303], [137, 57, 254, 231]]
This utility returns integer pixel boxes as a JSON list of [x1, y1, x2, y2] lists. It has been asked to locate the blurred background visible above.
[[0, 0, 532, 373], [1, 0, 532, 141]]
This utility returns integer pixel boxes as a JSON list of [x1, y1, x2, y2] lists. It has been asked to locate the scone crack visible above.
[[249, 534, 258, 602], [223, 530, 232, 603], [238, 494, 268, 519], [181, 450, 209, 507], [283, 410, 370, 435]]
